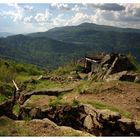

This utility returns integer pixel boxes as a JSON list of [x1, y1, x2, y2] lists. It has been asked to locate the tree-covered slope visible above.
[[28, 23, 140, 63], [0, 23, 140, 69], [0, 35, 92, 69]]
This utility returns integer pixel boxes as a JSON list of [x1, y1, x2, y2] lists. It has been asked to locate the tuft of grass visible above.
[[72, 99, 80, 106], [0, 94, 8, 103], [48, 98, 62, 107], [76, 81, 102, 95], [12, 104, 20, 117]]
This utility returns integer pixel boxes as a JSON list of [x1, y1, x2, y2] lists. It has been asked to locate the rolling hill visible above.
[[28, 23, 140, 63], [0, 34, 92, 69], [0, 23, 140, 69]]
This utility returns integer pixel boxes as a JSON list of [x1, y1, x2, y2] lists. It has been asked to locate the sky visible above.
[[0, 3, 140, 34]]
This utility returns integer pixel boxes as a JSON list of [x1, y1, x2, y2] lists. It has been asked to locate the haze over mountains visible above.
[[0, 32, 13, 37], [0, 23, 140, 69]]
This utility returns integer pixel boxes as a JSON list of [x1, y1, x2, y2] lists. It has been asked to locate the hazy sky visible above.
[[0, 3, 140, 34]]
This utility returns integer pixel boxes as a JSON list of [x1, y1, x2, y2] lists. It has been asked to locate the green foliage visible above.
[[127, 53, 140, 73], [0, 94, 7, 103], [76, 81, 101, 95], [72, 99, 80, 106], [48, 98, 62, 107], [1, 24, 140, 70], [12, 104, 20, 117], [0, 59, 43, 84], [0, 81, 14, 98], [0, 116, 30, 136], [0, 62, 17, 83]]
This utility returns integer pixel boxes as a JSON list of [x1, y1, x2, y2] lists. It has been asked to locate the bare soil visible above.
[[62, 81, 140, 120]]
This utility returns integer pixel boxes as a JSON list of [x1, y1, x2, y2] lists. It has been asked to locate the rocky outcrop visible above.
[[15, 118, 93, 136], [85, 53, 136, 82], [0, 100, 17, 119], [105, 71, 140, 83], [18, 103, 140, 136]]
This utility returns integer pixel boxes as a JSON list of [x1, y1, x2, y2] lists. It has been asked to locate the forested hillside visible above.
[[0, 23, 140, 69]]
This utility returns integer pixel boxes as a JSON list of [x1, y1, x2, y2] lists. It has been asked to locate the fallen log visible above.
[[18, 88, 73, 105]]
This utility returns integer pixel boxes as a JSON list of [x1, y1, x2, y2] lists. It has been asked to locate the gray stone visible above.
[[29, 107, 42, 119], [98, 109, 121, 122], [83, 115, 93, 130], [118, 118, 134, 133]]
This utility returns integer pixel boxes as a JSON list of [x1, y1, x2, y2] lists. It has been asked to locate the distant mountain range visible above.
[[0, 23, 140, 69], [0, 32, 14, 37]]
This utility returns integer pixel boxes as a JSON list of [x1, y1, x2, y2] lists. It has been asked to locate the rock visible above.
[[98, 109, 121, 122], [119, 72, 137, 82], [29, 118, 93, 136], [100, 54, 112, 65], [79, 104, 98, 116], [88, 72, 93, 80], [105, 71, 128, 82], [0, 99, 17, 119], [83, 115, 93, 130], [134, 121, 140, 134], [29, 107, 42, 119], [79, 113, 86, 120], [134, 76, 140, 83], [59, 126, 93, 136], [118, 118, 134, 134], [79, 104, 102, 130]]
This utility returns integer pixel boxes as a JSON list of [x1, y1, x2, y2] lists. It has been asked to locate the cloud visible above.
[[92, 4, 125, 11], [23, 16, 33, 24], [23, 5, 34, 11], [72, 5, 81, 12], [34, 10, 52, 24], [66, 12, 90, 25], [50, 3, 70, 10]]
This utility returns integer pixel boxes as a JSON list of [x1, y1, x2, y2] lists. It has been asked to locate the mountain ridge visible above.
[[0, 22, 140, 69]]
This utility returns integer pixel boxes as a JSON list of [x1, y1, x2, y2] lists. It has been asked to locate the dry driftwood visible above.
[[18, 88, 73, 105]]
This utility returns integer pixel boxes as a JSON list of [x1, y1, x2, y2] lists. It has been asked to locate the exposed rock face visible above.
[[85, 53, 136, 82], [105, 71, 140, 83], [0, 100, 16, 119], [15, 118, 93, 136], [18, 103, 140, 136]]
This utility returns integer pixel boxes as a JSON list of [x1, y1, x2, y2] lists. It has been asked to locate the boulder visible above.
[[98, 109, 121, 122], [83, 115, 93, 130], [79, 104, 102, 130], [29, 107, 42, 119], [118, 118, 135, 134], [105, 71, 128, 82]]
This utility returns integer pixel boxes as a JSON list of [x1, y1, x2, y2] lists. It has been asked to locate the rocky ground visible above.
[[1, 75, 140, 136], [0, 53, 140, 136]]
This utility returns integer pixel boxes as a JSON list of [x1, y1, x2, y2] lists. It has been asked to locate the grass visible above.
[[0, 116, 30, 136], [87, 101, 132, 118], [12, 104, 20, 117], [72, 99, 80, 106], [76, 80, 103, 95], [48, 98, 62, 107], [0, 94, 7, 103]]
